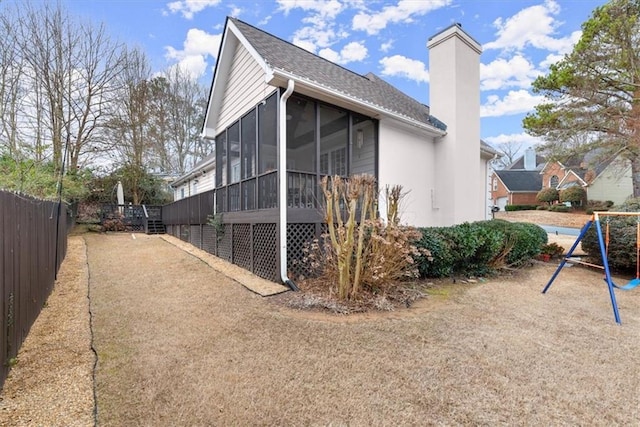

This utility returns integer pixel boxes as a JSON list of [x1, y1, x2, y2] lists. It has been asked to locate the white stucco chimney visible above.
[[524, 146, 536, 170], [428, 23, 482, 226]]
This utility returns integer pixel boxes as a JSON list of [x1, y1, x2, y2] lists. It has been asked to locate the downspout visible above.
[[279, 79, 299, 291]]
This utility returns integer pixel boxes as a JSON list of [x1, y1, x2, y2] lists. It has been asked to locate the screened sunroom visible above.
[[213, 90, 378, 221]]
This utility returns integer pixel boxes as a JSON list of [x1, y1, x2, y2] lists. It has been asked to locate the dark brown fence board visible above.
[[0, 191, 70, 389]]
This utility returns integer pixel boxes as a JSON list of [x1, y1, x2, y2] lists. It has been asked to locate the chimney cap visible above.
[[427, 22, 482, 53]]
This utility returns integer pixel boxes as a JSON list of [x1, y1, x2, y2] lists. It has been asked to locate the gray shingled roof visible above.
[[495, 170, 542, 192], [507, 154, 546, 171], [230, 18, 446, 131]]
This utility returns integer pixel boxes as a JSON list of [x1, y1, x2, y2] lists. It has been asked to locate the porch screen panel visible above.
[[258, 93, 277, 174], [286, 95, 316, 173], [228, 122, 240, 184], [215, 131, 227, 187], [241, 109, 257, 180], [319, 104, 348, 177]]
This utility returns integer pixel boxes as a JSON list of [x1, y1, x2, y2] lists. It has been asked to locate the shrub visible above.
[[415, 228, 455, 278], [536, 205, 549, 210], [560, 186, 587, 207], [537, 187, 559, 205], [485, 221, 547, 267], [304, 176, 427, 300], [581, 198, 640, 271], [540, 242, 564, 258], [549, 205, 571, 212], [415, 220, 547, 278], [505, 204, 539, 211]]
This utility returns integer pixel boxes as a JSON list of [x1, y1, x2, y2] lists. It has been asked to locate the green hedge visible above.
[[581, 198, 640, 271], [416, 220, 548, 278], [505, 204, 539, 211], [549, 205, 571, 212]]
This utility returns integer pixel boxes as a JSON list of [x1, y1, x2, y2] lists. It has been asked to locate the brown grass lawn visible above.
[[2, 213, 640, 425], [90, 234, 640, 424]]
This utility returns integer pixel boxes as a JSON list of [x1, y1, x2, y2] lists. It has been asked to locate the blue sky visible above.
[[50, 0, 605, 153]]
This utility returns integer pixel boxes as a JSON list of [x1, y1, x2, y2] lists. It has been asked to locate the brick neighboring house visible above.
[[491, 147, 544, 210], [491, 147, 634, 210]]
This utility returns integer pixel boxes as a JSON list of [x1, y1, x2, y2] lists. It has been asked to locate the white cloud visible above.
[[379, 55, 429, 83], [165, 28, 222, 78], [319, 41, 368, 64], [480, 55, 541, 91], [484, 132, 544, 147], [352, 0, 451, 35], [481, 90, 545, 117], [229, 6, 243, 18], [539, 52, 564, 69], [380, 40, 393, 52], [278, 0, 348, 53], [483, 0, 579, 54], [277, 0, 343, 18], [166, 0, 221, 20]]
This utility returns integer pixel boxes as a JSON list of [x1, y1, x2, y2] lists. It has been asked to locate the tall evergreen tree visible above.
[[524, 0, 640, 196]]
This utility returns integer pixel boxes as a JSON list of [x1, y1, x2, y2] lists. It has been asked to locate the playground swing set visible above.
[[543, 211, 640, 324]]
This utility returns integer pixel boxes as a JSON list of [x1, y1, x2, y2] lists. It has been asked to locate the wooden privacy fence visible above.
[[0, 191, 71, 389]]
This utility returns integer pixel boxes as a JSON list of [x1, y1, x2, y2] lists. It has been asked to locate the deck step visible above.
[[146, 219, 166, 235]]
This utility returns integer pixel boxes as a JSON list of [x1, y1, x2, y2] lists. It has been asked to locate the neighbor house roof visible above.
[[229, 17, 446, 132], [495, 170, 542, 192], [506, 154, 546, 171]]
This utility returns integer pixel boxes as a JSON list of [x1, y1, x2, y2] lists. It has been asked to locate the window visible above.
[[320, 147, 347, 176], [180, 188, 185, 199], [550, 175, 559, 188], [492, 177, 498, 191]]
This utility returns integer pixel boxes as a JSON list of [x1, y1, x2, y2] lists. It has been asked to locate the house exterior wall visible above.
[[490, 174, 539, 209], [428, 25, 482, 226], [491, 175, 508, 206], [511, 192, 539, 205], [378, 119, 436, 227], [215, 39, 275, 134], [541, 162, 568, 188], [589, 162, 633, 205]]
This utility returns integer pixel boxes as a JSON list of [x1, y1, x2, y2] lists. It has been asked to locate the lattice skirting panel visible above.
[[217, 224, 233, 262], [287, 223, 318, 280], [253, 223, 278, 281], [190, 225, 202, 249], [166, 221, 321, 284], [232, 224, 252, 271], [202, 224, 217, 256], [180, 225, 190, 242]]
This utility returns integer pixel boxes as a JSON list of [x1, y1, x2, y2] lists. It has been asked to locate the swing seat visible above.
[[610, 277, 640, 291]]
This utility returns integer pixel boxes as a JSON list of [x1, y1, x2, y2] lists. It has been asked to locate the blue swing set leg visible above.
[[542, 218, 622, 324]]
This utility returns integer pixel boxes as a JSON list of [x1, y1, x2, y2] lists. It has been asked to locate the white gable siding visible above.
[[588, 162, 633, 205], [216, 41, 276, 134], [378, 120, 437, 227]]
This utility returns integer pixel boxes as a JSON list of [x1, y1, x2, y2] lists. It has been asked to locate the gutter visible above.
[[279, 79, 299, 291]]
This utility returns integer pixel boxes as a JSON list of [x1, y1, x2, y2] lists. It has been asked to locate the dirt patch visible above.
[[0, 236, 94, 427]]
